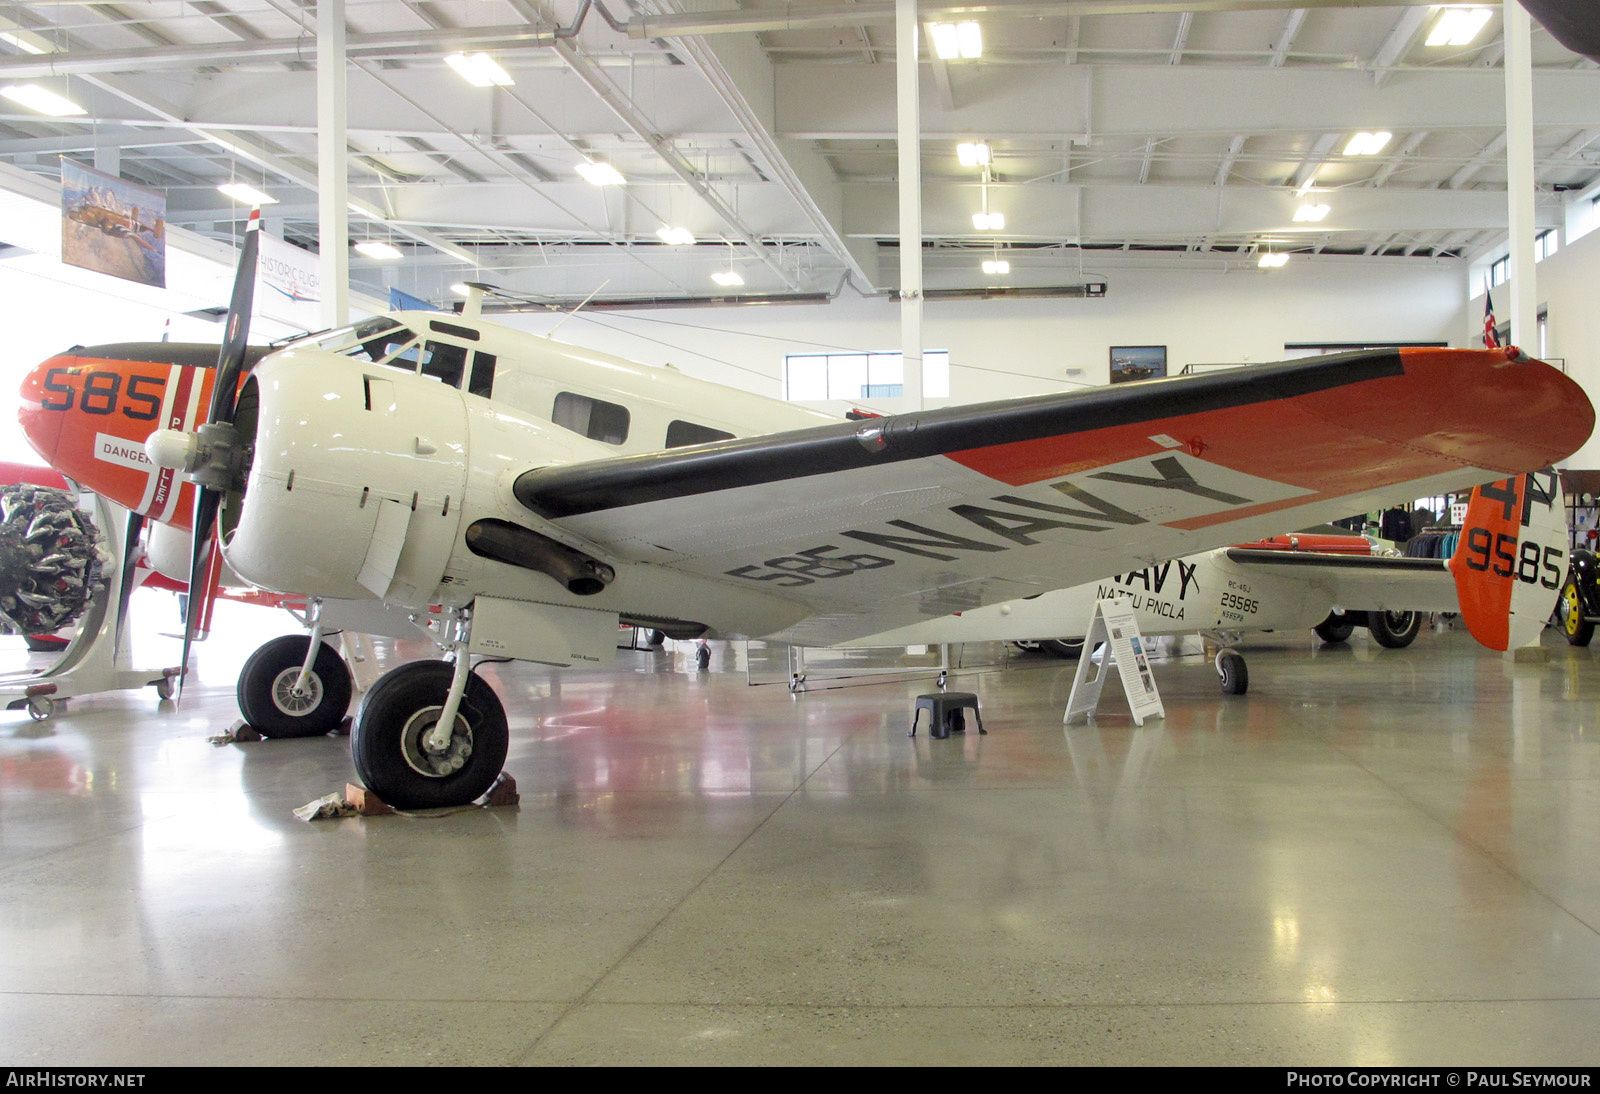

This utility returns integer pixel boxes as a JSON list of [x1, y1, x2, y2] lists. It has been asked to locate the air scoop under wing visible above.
[[514, 348, 1591, 647]]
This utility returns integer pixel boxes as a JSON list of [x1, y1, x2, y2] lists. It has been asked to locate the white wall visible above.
[[1474, 225, 1600, 469], [500, 257, 1467, 416]]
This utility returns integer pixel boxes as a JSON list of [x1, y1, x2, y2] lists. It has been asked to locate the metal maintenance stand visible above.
[[0, 495, 178, 720]]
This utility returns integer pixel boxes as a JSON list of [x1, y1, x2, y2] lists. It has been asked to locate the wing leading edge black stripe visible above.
[[516, 349, 1405, 520]]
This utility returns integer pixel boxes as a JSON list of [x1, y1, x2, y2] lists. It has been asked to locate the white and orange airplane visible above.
[[15, 220, 1592, 808]]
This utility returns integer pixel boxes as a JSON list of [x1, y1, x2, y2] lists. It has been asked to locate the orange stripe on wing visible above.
[[944, 348, 1592, 497]]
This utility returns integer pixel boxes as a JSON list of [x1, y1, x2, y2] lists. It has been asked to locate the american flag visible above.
[[1483, 289, 1501, 348]]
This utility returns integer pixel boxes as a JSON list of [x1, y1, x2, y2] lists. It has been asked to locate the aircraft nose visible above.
[[18, 357, 67, 466]]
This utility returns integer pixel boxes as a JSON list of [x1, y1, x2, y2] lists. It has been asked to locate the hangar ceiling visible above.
[[1, 0, 1597, 307]]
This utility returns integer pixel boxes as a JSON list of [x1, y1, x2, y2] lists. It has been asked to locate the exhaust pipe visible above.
[[464, 519, 614, 596]]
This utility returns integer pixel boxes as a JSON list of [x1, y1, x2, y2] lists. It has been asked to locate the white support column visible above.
[[895, 0, 923, 410], [317, 0, 349, 328], [1504, 0, 1536, 348]]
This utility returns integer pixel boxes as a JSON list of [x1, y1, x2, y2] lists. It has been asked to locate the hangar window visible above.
[[554, 391, 630, 445], [666, 420, 734, 448], [784, 351, 950, 402]]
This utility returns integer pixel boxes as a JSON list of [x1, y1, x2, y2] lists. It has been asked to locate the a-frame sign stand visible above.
[[1063, 598, 1166, 726]]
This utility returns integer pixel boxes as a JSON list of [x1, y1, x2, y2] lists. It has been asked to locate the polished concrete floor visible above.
[[2, 605, 1600, 1066]]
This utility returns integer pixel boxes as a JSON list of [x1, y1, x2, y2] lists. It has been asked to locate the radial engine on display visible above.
[[0, 483, 105, 638]]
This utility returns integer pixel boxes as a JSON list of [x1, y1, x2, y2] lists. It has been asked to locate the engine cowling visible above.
[[222, 350, 472, 603]]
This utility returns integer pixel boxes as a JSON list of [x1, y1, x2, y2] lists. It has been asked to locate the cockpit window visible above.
[[290, 319, 419, 368], [418, 340, 468, 387]]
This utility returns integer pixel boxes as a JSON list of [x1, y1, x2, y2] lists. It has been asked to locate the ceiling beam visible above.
[[1366, 6, 1428, 88], [1268, 8, 1307, 66], [625, 0, 1443, 41], [775, 64, 1600, 139]]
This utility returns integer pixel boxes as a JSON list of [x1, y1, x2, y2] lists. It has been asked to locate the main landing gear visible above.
[[348, 606, 509, 810], [237, 634, 352, 737], [234, 599, 353, 738], [1313, 610, 1422, 649]]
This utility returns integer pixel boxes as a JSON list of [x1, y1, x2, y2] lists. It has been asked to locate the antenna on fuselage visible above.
[[459, 282, 488, 320], [548, 279, 610, 339]]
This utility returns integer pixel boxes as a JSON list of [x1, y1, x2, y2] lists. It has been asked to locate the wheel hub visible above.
[[400, 707, 473, 778], [1564, 586, 1582, 633], [269, 666, 323, 716]]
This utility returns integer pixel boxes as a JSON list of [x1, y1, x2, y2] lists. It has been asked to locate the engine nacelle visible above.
[[220, 350, 618, 609], [223, 351, 472, 603]]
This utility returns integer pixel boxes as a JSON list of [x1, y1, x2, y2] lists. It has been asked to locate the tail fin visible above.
[[1448, 469, 1566, 651]]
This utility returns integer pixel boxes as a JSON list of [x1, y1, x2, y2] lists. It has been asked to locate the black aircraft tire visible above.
[[237, 634, 353, 738], [1367, 610, 1423, 649], [1219, 650, 1248, 695], [1313, 613, 1356, 644], [351, 661, 509, 810], [1559, 579, 1595, 647]]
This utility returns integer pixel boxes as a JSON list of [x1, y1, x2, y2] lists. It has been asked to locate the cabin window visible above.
[[467, 352, 496, 398], [666, 420, 734, 448], [553, 391, 630, 445]]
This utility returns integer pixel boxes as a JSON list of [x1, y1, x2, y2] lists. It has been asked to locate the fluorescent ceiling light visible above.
[[218, 181, 278, 205], [1, 84, 85, 117], [656, 225, 695, 246], [1343, 131, 1393, 156], [972, 212, 1005, 230], [1427, 8, 1493, 48], [981, 259, 1010, 275], [444, 51, 513, 87], [931, 21, 982, 60], [354, 240, 403, 261], [1257, 253, 1289, 268], [1293, 203, 1330, 223], [711, 271, 744, 287], [576, 160, 625, 186], [0, 30, 49, 55], [957, 141, 991, 167], [450, 283, 472, 296]]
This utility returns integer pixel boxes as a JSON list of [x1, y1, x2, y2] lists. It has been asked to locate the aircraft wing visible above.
[[1223, 549, 1460, 613], [515, 348, 1588, 646]]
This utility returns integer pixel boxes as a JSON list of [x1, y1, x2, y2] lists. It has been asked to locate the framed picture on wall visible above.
[[1110, 345, 1167, 384]]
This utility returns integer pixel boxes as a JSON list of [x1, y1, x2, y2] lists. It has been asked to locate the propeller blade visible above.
[[177, 490, 220, 703], [208, 207, 262, 428], [176, 207, 261, 702]]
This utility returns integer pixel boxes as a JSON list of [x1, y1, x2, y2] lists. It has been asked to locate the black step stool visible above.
[[910, 691, 985, 739]]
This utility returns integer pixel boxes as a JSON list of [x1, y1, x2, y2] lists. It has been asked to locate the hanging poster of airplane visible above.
[[59, 160, 166, 289], [15, 221, 1592, 809]]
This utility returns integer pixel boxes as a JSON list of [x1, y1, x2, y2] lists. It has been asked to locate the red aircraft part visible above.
[[18, 353, 222, 531], [1231, 533, 1373, 555]]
